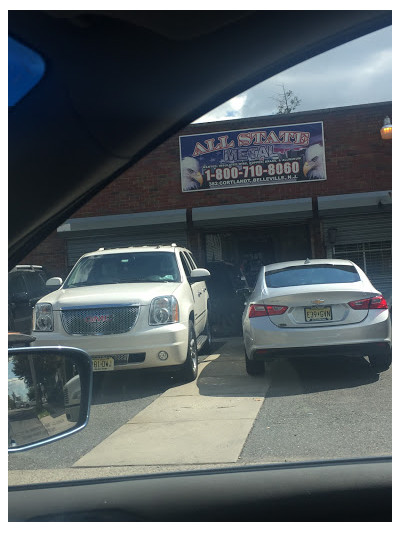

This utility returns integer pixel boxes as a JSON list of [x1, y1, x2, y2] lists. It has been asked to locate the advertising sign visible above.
[[180, 121, 326, 192]]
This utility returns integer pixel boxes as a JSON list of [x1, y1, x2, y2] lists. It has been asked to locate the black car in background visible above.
[[8, 265, 52, 333], [206, 261, 251, 337]]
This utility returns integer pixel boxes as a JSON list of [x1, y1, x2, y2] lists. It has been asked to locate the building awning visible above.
[[57, 209, 187, 235], [192, 198, 313, 228], [318, 190, 392, 215]]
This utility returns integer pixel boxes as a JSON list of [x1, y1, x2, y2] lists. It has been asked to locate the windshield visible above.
[[9, 18, 391, 495], [64, 252, 181, 287], [265, 264, 361, 288]]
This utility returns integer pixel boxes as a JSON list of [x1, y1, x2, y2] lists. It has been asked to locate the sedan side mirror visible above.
[[189, 268, 211, 283], [8, 346, 92, 453]]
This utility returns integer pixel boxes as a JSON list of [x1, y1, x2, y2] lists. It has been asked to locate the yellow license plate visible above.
[[92, 357, 115, 372], [304, 306, 332, 322]]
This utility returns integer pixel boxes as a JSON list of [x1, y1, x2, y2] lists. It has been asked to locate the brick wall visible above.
[[24, 102, 392, 272], [73, 101, 392, 217], [21, 231, 68, 279]]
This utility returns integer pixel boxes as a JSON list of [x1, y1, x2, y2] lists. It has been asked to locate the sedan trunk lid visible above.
[[256, 284, 379, 328]]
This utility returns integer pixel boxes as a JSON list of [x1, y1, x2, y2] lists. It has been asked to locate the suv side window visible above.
[[9, 273, 27, 296], [23, 271, 46, 297], [179, 252, 192, 279], [37, 271, 49, 284]]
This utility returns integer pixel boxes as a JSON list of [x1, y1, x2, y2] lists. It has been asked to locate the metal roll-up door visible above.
[[323, 213, 392, 299], [66, 229, 188, 268], [323, 213, 391, 246]]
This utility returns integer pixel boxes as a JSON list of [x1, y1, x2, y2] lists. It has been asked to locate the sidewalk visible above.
[[74, 338, 270, 467]]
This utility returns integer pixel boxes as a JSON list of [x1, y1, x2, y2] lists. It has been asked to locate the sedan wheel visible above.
[[245, 350, 265, 376], [369, 352, 392, 372]]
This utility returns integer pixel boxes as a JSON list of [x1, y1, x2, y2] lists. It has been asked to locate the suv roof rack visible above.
[[14, 264, 43, 270], [93, 244, 182, 253]]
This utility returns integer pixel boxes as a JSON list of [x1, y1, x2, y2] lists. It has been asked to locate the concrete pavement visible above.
[[74, 339, 271, 467], [8, 339, 391, 487]]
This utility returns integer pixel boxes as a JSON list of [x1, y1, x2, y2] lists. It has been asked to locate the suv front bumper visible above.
[[32, 321, 189, 370]]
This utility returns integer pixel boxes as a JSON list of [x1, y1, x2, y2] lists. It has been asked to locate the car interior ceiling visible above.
[[8, 10, 392, 522]]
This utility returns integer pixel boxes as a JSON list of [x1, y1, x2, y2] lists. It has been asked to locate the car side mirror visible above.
[[46, 277, 63, 288], [8, 346, 92, 453], [189, 268, 211, 283]]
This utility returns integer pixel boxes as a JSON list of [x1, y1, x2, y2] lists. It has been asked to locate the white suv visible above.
[[32, 245, 211, 382]]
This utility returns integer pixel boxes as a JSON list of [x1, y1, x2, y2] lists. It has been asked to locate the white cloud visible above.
[[358, 49, 392, 77], [230, 95, 247, 112], [195, 26, 391, 123], [194, 94, 247, 123]]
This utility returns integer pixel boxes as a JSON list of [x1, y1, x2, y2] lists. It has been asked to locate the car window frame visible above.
[[186, 252, 198, 269], [179, 251, 192, 279]]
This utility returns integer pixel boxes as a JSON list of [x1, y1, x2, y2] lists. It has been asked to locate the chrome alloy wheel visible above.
[[189, 335, 198, 374], [180, 320, 198, 382]]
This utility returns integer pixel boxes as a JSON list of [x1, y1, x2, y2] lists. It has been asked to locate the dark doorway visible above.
[[237, 224, 311, 288]]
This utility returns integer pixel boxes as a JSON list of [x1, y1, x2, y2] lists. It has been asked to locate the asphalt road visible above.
[[8, 367, 179, 470], [8, 338, 391, 479], [239, 354, 391, 462]]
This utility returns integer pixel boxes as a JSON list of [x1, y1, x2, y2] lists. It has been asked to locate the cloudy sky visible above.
[[195, 25, 392, 123]]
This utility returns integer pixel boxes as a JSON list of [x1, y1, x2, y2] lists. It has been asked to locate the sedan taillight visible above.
[[348, 295, 388, 310], [249, 304, 288, 317]]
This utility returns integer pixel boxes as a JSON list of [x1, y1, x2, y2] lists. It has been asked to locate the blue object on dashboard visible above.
[[8, 36, 45, 106]]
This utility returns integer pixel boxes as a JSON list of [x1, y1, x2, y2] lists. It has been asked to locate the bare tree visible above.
[[271, 84, 301, 114]]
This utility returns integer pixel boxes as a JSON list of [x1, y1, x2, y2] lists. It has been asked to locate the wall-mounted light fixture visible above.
[[327, 227, 338, 245], [380, 116, 392, 140]]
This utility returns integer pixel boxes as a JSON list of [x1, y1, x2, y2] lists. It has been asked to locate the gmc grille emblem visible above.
[[85, 315, 113, 323]]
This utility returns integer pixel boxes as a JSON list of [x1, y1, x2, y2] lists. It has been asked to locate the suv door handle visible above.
[[197, 291, 202, 297]]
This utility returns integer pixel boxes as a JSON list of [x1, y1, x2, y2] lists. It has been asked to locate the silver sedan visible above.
[[242, 259, 391, 375]]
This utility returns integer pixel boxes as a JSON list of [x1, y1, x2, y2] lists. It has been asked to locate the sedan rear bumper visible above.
[[252, 341, 391, 360], [244, 309, 391, 360]]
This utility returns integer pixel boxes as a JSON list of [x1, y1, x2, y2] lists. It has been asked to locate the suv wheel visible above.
[[245, 349, 265, 376], [180, 321, 198, 382], [369, 352, 392, 372]]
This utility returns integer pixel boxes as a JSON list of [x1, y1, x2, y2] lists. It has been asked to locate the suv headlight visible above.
[[33, 303, 54, 331], [149, 296, 179, 325]]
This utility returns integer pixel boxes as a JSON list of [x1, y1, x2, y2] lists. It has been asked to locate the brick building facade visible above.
[[23, 101, 392, 296]]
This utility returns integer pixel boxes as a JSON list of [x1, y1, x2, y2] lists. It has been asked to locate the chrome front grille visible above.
[[61, 306, 139, 336], [112, 354, 129, 364]]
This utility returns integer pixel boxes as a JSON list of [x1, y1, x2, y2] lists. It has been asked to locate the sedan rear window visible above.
[[265, 264, 361, 288]]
